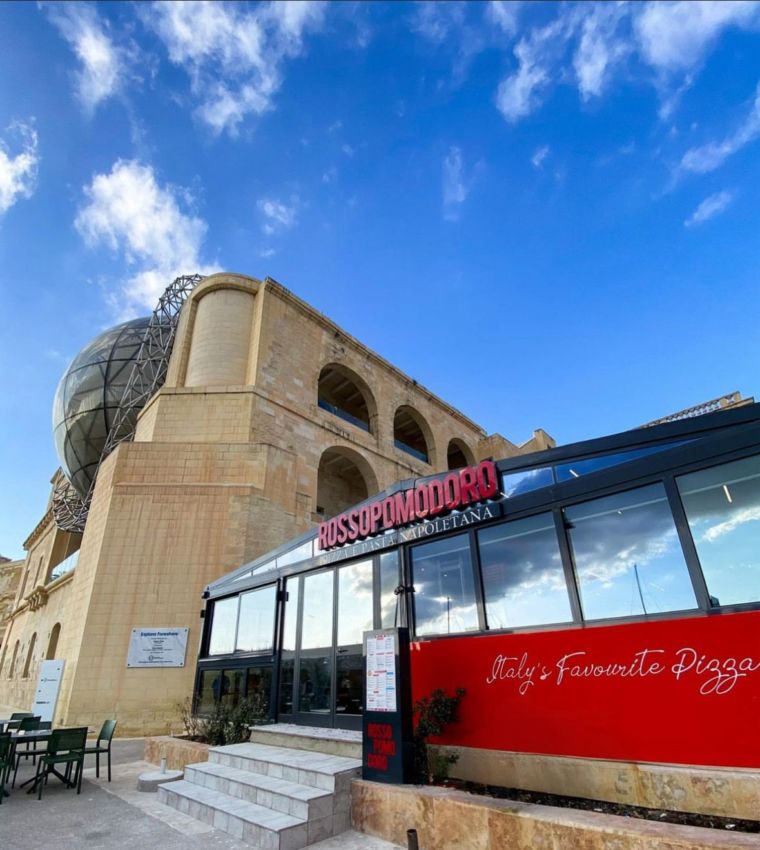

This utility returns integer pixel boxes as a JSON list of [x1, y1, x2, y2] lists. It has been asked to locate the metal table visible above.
[[9, 730, 58, 793]]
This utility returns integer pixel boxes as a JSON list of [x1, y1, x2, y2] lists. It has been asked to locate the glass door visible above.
[[280, 559, 377, 729], [335, 560, 374, 729]]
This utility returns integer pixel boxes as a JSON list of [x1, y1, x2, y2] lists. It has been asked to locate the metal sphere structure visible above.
[[51, 273, 205, 532], [53, 318, 151, 498]]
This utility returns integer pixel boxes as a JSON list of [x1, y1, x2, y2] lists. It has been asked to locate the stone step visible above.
[[208, 742, 361, 793], [249, 723, 362, 760], [158, 778, 309, 850], [185, 760, 335, 821]]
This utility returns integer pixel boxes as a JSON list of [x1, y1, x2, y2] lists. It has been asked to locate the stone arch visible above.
[[316, 446, 379, 519], [317, 363, 377, 434], [23, 633, 37, 678], [447, 438, 475, 469], [393, 405, 433, 465], [47, 623, 61, 660]]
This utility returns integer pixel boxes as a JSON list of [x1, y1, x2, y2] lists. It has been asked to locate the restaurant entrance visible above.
[[277, 559, 372, 730]]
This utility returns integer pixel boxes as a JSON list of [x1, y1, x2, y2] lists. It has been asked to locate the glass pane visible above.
[[236, 585, 277, 652], [566, 484, 697, 620], [336, 653, 364, 715], [281, 578, 300, 652], [207, 670, 232, 704], [410, 533, 479, 636], [502, 467, 553, 498], [556, 441, 693, 483], [338, 560, 373, 646], [245, 666, 272, 716], [208, 597, 239, 655], [279, 657, 295, 715], [196, 669, 216, 714], [220, 669, 244, 707], [380, 550, 401, 629], [677, 455, 760, 606], [298, 655, 332, 714], [301, 571, 334, 649], [479, 513, 572, 629]]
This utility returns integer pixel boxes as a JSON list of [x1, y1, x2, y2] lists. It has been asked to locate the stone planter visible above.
[[351, 781, 760, 850], [144, 736, 210, 771]]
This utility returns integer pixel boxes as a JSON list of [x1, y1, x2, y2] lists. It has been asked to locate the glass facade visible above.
[[566, 484, 697, 620], [678, 455, 760, 606], [479, 513, 572, 629], [197, 408, 760, 731], [410, 533, 479, 636]]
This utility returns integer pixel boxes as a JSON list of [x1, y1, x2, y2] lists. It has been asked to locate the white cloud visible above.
[[257, 197, 298, 235], [531, 145, 550, 169], [487, 1, 521, 37], [684, 190, 734, 227], [702, 505, 760, 542], [45, 3, 126, 111], [0, 121, 39, 216], [413, 2, 467, 43], [322, 166, 337, 184], [341, 144, 355, 157], [573, 4, 630, 100], [143, 0, 325, 135], [489, 2, 760, 124], [681, 83, 760, 173], [496, 15, 574, 122], [442, 146, 470, 221], [75, 160, 217, 313], [635, 1, 760, 72]]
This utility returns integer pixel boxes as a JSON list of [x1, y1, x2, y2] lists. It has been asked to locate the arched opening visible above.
[[394, 406, 430, 464], [318, 365, 374, 433], [316, 447, 378, 519], [23, 633, 37, 678], [9, 640, 20, 678], [447, 438, 474, 470], [0, 644, 7, 678], [47, 623, 61, 660]]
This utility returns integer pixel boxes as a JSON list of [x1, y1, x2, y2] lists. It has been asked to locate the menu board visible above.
[[363, 628, 413, 784], [366, 632, 398, 712]]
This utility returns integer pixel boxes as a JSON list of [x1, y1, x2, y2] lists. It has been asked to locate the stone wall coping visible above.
[[352, 780, 760, 849]]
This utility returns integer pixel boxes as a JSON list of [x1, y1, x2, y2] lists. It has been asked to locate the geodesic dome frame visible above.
[[52, 274, 205, 532]]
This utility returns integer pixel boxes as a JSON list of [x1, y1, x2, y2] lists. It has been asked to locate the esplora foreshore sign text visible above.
[[318, 459, 498, 551]]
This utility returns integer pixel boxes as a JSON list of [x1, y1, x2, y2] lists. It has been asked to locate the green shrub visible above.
[[177, 687, 269, 746], [412, 687, 465, 783]]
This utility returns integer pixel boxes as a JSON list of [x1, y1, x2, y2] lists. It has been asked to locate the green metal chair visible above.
[[84, 719, 117, 781], [0, 732, 12, 803], [6, 712, 35, 731], [33, 727, 88, 800], [11, 718, 45, 787]]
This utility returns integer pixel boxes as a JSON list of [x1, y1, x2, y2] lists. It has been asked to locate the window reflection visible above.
[[501, 467, 553, 498], [380, 551, 400, 628], [301, 571, 334, 649], [236, 585, 276, 652], [338, 560, 373, 646], [555, 441, 693, 483], [208, 597, 238, 655], [566, 484, 697, 620], [479, 513, 572, 629], [678, 455, 760, 606], [410, 534, 479, 636]]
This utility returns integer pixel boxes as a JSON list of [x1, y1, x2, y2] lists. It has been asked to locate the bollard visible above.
[[407, 828, 419, 850], [160, 757, 167, 774]]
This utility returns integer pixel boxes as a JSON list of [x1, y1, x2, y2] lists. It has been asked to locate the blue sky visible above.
[[1, 1, 760, 558]]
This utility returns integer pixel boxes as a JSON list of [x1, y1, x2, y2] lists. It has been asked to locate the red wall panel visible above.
[[410, 611, 760, 768]]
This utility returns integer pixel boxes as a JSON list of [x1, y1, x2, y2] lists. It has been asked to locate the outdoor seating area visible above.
[[0, 714, 117, 803]]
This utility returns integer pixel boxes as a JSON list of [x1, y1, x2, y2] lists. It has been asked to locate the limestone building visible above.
[[0, 273, 553, 734]]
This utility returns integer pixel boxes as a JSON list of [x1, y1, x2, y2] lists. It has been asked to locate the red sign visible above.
[[318, 460, 498, 551], [410, 610, 760, 768]]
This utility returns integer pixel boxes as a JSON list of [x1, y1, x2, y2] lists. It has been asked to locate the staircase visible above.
[[158, 736, 362, 849]]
